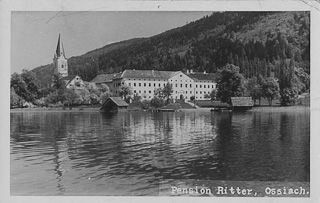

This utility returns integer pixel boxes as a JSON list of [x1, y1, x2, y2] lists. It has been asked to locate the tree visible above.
[[76, 88, 90, 104], [162, 82, 173, 104], [63, 89, 79, 107], [21, 69, 40, 101], [216, 64, 246, 104], [51, 73, 65, 90], [11, 73, 29, 101], [209, 89, 217, 101], [119, 84, 133, 101], [278, 58, 298, 105], [154, 88, 165, 99], [262, 77, 280, 106], [150, 97, 164, 108], [10, 87, 24, 108], [246, 76, 263, 105]]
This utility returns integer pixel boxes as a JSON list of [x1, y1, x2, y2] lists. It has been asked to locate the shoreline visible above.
[[10, 105, 310, 113]]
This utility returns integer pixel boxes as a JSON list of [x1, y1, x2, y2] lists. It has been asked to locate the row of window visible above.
[[129, 82, 166, 87], [133, 90, 211, 95], [127, 82, 214, 89], [133, 94, 206, 100], [127, 78, 213, 83]]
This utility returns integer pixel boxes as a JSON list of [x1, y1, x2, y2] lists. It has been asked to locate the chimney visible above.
[[190, 69, 193, 74], [187, 69, 189, 74], [204, 70, 207, 74]]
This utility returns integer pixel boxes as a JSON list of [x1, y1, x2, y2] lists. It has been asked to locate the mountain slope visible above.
[[31, 11, 310, 87]]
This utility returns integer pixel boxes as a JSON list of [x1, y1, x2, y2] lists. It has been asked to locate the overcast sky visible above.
[[11, 11, 212, 74]]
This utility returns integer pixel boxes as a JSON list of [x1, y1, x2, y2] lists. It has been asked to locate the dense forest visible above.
[[26, 11, 310, 88], [11, 11, 310, 108]]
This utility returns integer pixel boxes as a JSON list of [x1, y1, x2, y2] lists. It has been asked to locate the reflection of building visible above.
[[91, 69, 217, 100]]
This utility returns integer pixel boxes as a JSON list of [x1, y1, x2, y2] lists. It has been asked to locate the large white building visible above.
[[91, 69, 217, 100]]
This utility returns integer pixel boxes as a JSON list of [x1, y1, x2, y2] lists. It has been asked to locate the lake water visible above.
[[10, 110, 310, 196]]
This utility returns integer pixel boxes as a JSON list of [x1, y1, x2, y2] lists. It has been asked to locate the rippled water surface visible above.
[[10, 110, 310, 195]]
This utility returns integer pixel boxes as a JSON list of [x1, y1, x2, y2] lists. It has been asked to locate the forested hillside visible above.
[[31, 11, 309, 87]]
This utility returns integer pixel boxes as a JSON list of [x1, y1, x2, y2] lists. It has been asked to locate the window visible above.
[[144, 83, 146, 87], [190, 91, 192, 94], [144, 90, 146, 93], [212, 85, 214, 88], [159, 83, 160, 87], [204, 85, 206, 88], [149, 90, 151, 93], [139, 90, 141, 93], [190, 84, 192, 88], [149, 83, 151, 87], [180, 75, 182, 77], [154, 83, 156, 87], [134, 83, 136, 87], [185, 84, 187, 88], [134, 90, 136, 93], [176, 84, 177, 87], [200, 91, 202, 94], [196, 91, 198, 94], [129, 83, 131, 86], [196, 85, 198, 88], [139, 83, 141, 87], [180, 84, 182, 87], [200, 85, 202, 88]]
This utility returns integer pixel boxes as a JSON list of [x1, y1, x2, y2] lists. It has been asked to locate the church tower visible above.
[[53, 34, 68, 77]]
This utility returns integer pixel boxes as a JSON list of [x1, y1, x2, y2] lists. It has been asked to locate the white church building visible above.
[[53, 34, 85, 89]]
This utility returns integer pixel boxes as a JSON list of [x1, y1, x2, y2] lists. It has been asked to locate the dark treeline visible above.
[[95, 11, 309, 80], [27, 11, 309, 90]]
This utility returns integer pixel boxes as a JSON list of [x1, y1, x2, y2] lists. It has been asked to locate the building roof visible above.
[[231, 97, 254, 107], [90, 74, 115, 83], [55, 34, 65, 58], [121, 69, 179, 79], [186, 72, 218, 81], [101, 97, 129, 110]]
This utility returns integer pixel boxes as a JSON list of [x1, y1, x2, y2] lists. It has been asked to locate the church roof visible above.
[[56, 34, 65, 58]]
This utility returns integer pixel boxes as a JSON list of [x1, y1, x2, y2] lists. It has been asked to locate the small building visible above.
[[62, 75, 85, 89], [231, 97, 254, 110], [100, 97, 128, 112]]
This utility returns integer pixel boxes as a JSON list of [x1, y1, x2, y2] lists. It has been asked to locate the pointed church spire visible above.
[[56, 34, 65, 57]]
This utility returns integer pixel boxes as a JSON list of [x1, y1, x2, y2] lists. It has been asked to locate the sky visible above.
[[11, 11, 212, 74]]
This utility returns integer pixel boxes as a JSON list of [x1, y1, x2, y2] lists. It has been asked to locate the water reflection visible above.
[[10, 110, 310, 195]]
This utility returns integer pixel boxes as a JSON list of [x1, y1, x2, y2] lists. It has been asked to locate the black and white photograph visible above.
[[1, 0, 320, 202]]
